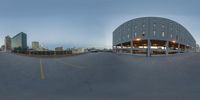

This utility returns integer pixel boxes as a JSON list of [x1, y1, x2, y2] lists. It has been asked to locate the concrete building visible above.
[[11, 32, 27, 50], [4, 35, 12, 52], [55, 47, 63, 51], [113, 17, 196, 56], [36, 47, 48, 51], [72, 48, 85, 54], [32, 41, 39, 50]]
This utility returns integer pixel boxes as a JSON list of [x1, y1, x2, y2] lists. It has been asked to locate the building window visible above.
[[134, 32, 137, 37], [162, 32, 165, 37], [170, 23, 173, 30], [153, 31, 156, 36], [127, 34, 130, 39], [143, 24, 145, 27], [153, 23, 156, 27], [171, 34, 173, 38], [142, 31, 145, 37], [162, 25, 165, 28], [176, 35, 178, 40]]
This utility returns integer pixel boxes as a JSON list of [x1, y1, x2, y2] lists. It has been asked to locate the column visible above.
[[178, 43, 180, 53], [147, 39, 151, 57], [114, 46, 116, 53], [54, 51, 56, 55], [165, 41, 169, 55], [116, 46, 117, 53], [189, 46, 192, 52], [184, 45, 187, 52], [121, 43, 123, 53], [131, 40, 133, 54]]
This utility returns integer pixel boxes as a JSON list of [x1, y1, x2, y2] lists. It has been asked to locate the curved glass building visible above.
[[113, 17, 196, 56]]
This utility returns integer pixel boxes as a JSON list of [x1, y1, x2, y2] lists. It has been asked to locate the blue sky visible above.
[[0, 0, 200, 49]]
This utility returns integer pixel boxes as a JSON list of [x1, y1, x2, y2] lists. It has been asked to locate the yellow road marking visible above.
[[54, 59, 84, 69], [40, 59, 46, 80]]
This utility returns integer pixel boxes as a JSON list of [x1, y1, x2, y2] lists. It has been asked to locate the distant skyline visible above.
[[0, 0, 200, 49]]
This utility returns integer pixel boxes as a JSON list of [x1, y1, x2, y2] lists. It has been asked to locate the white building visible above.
[[72, 48, 85, 54], [32, 41, 39, 50]]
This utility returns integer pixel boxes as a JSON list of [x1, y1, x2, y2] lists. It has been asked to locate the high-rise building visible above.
[[32, 41, 39, 50], [4, 35, 12, 52], [11, 32, 27, 50]]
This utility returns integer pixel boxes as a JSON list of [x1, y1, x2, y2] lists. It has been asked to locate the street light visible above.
[[172, 40, 176, 43], [135, 38, 141, 41]]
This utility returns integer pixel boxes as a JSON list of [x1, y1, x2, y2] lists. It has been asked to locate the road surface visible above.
[[0, 52, 200, 100]]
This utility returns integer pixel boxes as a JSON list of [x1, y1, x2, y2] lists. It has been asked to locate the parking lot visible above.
[[0, 52, 200, 100]]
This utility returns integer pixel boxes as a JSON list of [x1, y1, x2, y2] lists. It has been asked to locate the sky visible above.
[[0, 0, 200, 49]]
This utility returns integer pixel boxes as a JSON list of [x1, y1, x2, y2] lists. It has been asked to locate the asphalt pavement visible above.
[[0, 52, 200, 100]]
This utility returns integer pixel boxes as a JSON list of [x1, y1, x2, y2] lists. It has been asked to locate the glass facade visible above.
[[11, 32, 27, 50]]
